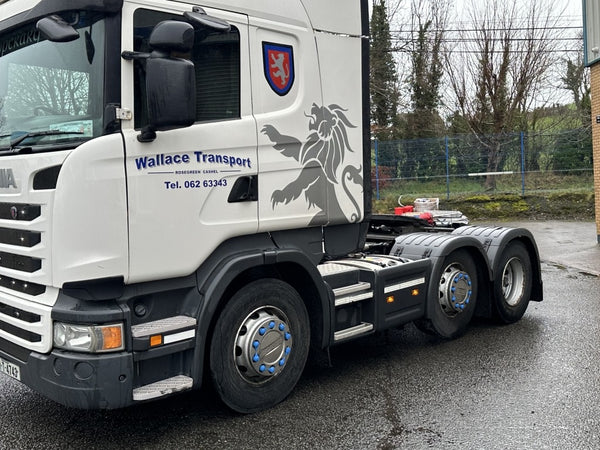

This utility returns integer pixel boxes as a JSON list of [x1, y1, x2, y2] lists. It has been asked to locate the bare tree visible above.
[[446, 0, 565, 190], [5, 65, 89, 118], [0, 97, 6, 132]]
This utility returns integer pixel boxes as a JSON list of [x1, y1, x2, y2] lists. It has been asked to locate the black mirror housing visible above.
[[36, 15, 79, 42], [146, 57, 196, 132], [137, 20, 196, 141], [130, 14, 231, 142]]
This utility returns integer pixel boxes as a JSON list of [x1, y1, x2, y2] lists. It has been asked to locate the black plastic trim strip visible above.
[[0, 301, 40, 323], [0, 320, 41, 343], [33, 166, 62, 190], [0, 276, 45, 296], [0, 336, 31, 362], [0, 228, 41, 247], [0, 203, 41, 221], [0, 252, 41, 272]]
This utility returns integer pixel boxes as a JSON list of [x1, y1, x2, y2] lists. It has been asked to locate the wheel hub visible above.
[[235, 307, 292, 382], [502, 256, 525, 306], [439, 267, 472, 315]]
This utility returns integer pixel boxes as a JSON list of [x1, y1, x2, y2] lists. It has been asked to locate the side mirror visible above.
[[121, 11, 231, 142], [145, 56, 196, 134], [136, 21, 196, 142], [37, 15, 79, 42]]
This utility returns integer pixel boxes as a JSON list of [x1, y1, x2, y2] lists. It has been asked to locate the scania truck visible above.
[[0, 0, 542, 413]]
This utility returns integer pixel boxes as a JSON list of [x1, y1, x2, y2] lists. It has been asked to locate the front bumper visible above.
[[0, 343, 134, 409]]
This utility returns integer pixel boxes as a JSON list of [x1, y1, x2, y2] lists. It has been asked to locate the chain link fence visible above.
[[372, 128, 593, 200]]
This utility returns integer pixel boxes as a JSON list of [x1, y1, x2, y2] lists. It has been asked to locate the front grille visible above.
[[0, 201, 46, 295], [0, 160, 62, 356], [0, 199, 51, 352]]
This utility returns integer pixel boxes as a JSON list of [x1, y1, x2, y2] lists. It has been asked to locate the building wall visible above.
[[591, 63, 600, 242]]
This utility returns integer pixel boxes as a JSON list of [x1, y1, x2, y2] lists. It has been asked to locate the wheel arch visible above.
[[190, 246, 330, 386], [391, 233, 492, 319]]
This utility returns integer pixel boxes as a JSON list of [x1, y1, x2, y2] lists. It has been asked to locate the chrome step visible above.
[[333, 282, 373, 306], [334, 322, 374, 342], [133, 375, 193, 401], [131, 315, 196, 338]]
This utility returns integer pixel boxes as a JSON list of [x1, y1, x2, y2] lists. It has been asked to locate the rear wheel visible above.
[[493, 241, 532, 324], [210, 279, 309, 413], [415, 249, 478, 339]]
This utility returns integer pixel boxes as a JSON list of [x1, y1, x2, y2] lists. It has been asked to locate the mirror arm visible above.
[[121, 51, 151, 61], [137, 126, 157, 143]]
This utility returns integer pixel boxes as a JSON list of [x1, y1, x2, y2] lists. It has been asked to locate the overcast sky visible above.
[[372, 0, 583, 30]]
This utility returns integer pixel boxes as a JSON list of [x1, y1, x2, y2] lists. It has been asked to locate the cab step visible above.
[[333, 281, 373, 306], [334, 322, 374, 342], [132, 375, 193, 401], [131, 315, 196, 338]]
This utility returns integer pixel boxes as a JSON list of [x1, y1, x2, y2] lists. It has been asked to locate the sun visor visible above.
[[300, 0, 366, 36]]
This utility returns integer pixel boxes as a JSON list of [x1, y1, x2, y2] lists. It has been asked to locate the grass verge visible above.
[[373, 192, 595, 222]]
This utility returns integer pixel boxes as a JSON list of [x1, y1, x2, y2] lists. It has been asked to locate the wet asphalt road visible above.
[[1, 260, 599, 449]]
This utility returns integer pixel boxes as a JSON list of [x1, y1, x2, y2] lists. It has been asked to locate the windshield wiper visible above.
[[8, 130, 84, 149]]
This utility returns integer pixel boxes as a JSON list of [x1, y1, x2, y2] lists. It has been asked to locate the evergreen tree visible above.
[[370, 0, 399, 143], [405, 1, 448, 139], [402, 1, 449, 179]]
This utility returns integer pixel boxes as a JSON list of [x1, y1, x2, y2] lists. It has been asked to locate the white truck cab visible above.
[[0, 0, 542, 413]]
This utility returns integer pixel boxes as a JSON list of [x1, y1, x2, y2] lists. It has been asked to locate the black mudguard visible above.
[[452, 226, 543, 302], [390, 232, 492, 318]]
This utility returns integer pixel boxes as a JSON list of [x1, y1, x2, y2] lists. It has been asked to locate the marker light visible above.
[[53, 322, 124, 353], [386, 295, 395, 304], [150, 335, 163, 347], [411, 289, 420, 296]]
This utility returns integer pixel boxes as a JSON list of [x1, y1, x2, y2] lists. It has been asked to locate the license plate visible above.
[[0, 356, 21, 381]]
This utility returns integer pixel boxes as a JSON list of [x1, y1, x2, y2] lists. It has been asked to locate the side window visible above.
[[133, 9, 240, 129]]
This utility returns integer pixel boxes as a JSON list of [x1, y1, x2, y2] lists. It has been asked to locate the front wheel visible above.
[[415, 249, 478, 339], [493, 241, 532, 324], [210, 279, 309, 413]]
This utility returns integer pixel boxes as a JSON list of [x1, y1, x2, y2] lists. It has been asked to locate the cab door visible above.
[[247, 7, 325, 232], [121, 4, 257, 283]]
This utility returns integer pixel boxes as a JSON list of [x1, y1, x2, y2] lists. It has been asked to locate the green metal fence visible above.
[[372, 128, 593, 200]]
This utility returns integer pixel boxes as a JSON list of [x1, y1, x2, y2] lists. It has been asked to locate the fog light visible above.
[[53, 322, 124, 353]]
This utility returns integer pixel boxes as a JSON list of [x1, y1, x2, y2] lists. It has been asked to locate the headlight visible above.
[[53, 322, 124, 353]]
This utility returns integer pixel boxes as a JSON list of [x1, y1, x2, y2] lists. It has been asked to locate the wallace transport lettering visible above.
[[194, 151, 251, 169], [134, 152, 252, 171]]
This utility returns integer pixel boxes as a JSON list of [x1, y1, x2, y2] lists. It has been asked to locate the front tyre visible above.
[[415, 249, 478, 339], [210, 279, 309, 413], [493, 241, 532, 324]]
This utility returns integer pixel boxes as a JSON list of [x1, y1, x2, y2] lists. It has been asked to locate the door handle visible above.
[[227, 176, 258, 203]]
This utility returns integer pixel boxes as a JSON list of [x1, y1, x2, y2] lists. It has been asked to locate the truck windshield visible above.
[[0, 12, 105, 152]]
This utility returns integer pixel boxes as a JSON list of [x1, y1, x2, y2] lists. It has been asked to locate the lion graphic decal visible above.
[[262, 104, 363, 226]]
